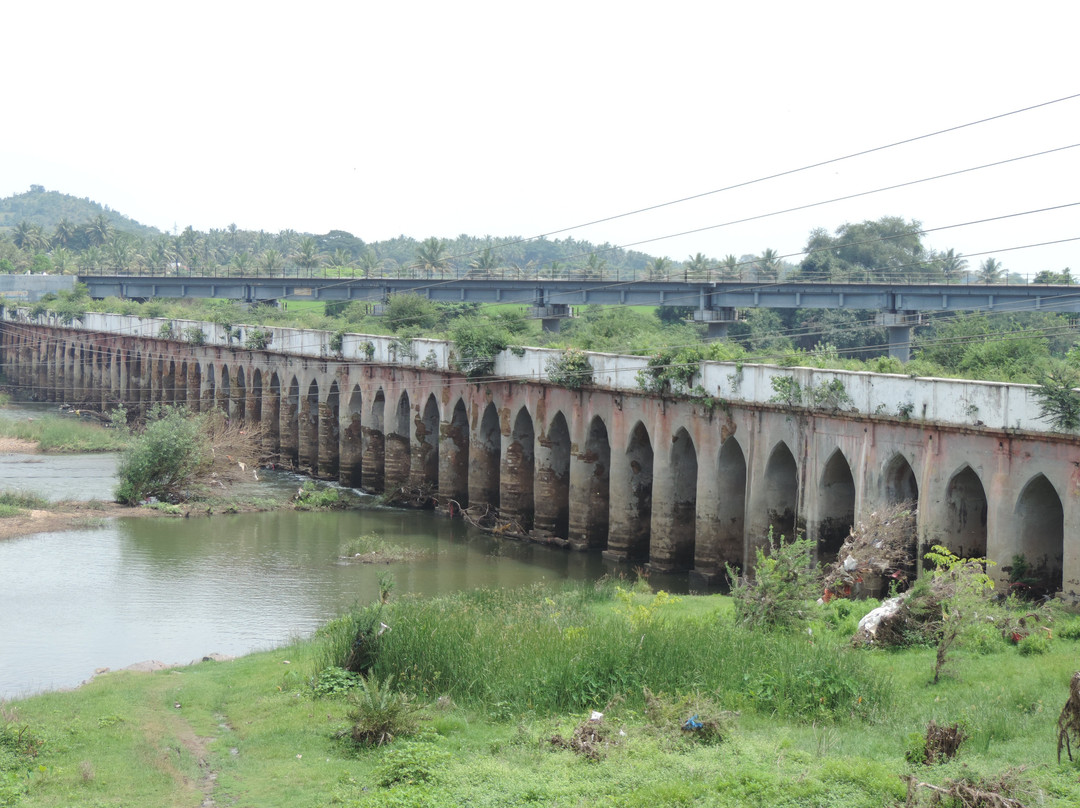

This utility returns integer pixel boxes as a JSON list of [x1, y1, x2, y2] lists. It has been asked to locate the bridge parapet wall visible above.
[[0, 307, 1049, 432]]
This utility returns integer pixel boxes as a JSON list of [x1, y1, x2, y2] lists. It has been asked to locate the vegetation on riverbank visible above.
[[0, 413, 128, 453], [4, 576, 1080, 807]]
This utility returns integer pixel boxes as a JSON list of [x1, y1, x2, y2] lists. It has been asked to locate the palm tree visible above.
[[978, 257, 1004, 284], [720, 254, 740, 280], [231, 252, 253, 276], [468, 246, 499, 277], [358, 249, 382, 277], [415, 237, 450, 278], [52, 247, 74, 274], [52, 218, 76, 249], [13, 221, 46, 252], [294, 237, 321, 276], [684, 252, 711, 281], [755, 248, 781, 282], [647, 256, 672, 280], [85, 213, 113, 247], [938, 248, 968, 283], [583, 253, 607, 281], [260, 249, 284, 276]]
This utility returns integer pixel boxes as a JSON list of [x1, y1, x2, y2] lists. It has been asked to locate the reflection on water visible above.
[[0, 403, 690, 700]]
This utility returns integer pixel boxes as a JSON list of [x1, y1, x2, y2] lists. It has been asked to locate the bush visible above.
[[114, 408, 209, 504], [293, 481, 341, 510], [727, 529, 821, 629], [375, 741, 450, 786], [1017, 633, 1050, 655], [345, 675, 421, 747], [311, 666, 362, 699]]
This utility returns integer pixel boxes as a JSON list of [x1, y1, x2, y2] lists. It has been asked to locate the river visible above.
[[0, 405, 688, 700]]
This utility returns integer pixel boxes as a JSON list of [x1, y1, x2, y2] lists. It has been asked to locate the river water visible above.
[[0, 405, 685, 700]]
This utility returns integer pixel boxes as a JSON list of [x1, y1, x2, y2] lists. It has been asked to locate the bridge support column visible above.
[[693, 307, 738, 342], [340, 409, 363, 487], [318, 399, 340, 479], [361, 427, 385, 492], [529, 304, 572, 335], [876, 311, 922, 362]]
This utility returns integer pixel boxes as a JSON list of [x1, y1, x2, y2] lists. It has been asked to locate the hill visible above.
[[0, 185, 161, 239]]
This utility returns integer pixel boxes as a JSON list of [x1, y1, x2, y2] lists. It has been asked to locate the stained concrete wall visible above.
[[3, 309, 1078, 598]]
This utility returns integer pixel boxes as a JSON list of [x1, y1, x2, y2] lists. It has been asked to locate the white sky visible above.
[[2, 1, 1077, 277]]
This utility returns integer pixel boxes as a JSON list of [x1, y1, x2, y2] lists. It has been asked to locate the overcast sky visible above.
[[2, 1, 1077, 277]]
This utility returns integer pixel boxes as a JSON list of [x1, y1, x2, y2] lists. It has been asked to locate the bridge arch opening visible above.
[[386, 391, 412, 488], [417, 394, 440, 488], [817, 449, 855, 561], [219, 365, 232, 416], [503, 407, 535, 531], [264, 371, 280, 454], [1014, 474, 1064, 595], [320, 380, 340, 479], [162, 357, 175, 405], [943, 465, 988, 559], [666, 427, 698, 571], [716, 437, 747, 571], [341, 384, 363, 487], [472, 402, 501, 509], [535, 411, 571, 539], [623, 421, 654, 561], [764, 441, 799, 541], [363, 388, 386, 492], [234, 367, 246, 423], [204, 362, 216, 414], [442, 398, 470, 507], [250, 369, 262, 423], [883, 452, 918, 506], [302, 379, 320, 471], [176, 361, 188, 406], [571, 415, 610, 550], [188, 362, 201, 413]]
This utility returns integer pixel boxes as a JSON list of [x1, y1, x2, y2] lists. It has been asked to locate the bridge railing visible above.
[[3, 307, 1053, 433]]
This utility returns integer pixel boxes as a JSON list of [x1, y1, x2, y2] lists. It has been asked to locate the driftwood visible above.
[[382, 484, 437, 509], [1056, 671, 1080, 762], [904, 775, 1029, 808], [454, 501, 526, 536]]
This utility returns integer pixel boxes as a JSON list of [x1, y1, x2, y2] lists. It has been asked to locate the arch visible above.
[[943, 465, 987, 559], [264, 371, 281, 454], [535, 411, 571, 539], [883, 452, 919, 506], [715, 437, 747, 570], [301, 378, 320, 470], [502, 406, 535, 531], [219, 365, 232, 415], [250, 368, 263, 423], [176, 360, 188, 406], [385, 390, 412, 488], [764, 441, 799, 541], [576, 415, 611, 550], [234, 366, 247, 422], [440, 398, 470, 507], [471, 402, 501, 508], [623, 421, 654, 561], [280, 375, 300, 466], [1014, 474, 1063, 595], [188, 361, 201, 412], [416, 394, 440, 488], [817, 449, 855, 561], [664, 427, 698, 570], [319, 379, 340, 478], [203, 362, 216, 413], [362, 388, 386, 492], [341, 384, 363, 487]]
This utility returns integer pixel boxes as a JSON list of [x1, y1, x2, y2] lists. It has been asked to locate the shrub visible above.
[[1017, 633, 1050, 655], [545, 348, 593, 389], [374, 741, 449, 786], [243, 327, 273, 350], [184, 326, 206, 346], [727, 529, 821, 629], [293, 481, 341, 510], [345, 675, 421, 747], [923, 545, 996, 684], [114, 408, 209, 504], [312, 666, 362, 699]]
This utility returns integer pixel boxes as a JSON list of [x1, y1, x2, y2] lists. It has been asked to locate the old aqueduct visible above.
[[1, 308, 1078, 597]]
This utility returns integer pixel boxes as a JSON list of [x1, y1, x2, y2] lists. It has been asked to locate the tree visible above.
[[231, 252, 252, 275], [85, 213, 113, 247], [684, 253, 711, 281], [978, 257, 1004, 284], [358, 249, 382, 277], [259, 249, 283, 276], [415, 237, 450, 278], [13, 221, 46, 252], [294, 237, 321, 276], [647, 256, 672, 280], [755, 248, 781, 282], [468, 246, 499, 277], [719, 254, 740, 280], [797, 217, 925, 283], [52, 218, 77, 249], [583, 253, 606, 281], [1034, 268, 1073, 284], [937, 248, 967, 283]]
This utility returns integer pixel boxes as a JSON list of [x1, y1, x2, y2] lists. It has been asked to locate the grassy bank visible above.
[[0, 414, 128, 453], [3, 582, 1080, 807]]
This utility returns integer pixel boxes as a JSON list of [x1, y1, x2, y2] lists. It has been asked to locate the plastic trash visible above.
[[682, 715, 703, 731]]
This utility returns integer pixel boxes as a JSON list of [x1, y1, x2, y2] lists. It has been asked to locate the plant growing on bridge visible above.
[[244, 327, 273, 350], [1033, 365, 1080, 431], [545, 348, 593, 390], [769, 375, 804, 407], [183, 326, 206, 346], [808, 378, 853, 412]]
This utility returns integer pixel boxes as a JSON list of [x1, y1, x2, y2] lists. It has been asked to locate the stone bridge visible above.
[[2, 310, 1078, 597]]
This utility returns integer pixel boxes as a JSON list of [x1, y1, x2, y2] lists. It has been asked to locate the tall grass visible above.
[[0, 490, 50, 517], [0, 414, 129, 452], [344, 581, 890, 721]]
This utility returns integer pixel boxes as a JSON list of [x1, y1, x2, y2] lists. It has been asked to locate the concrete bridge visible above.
[[2, 309, 1078, 597]]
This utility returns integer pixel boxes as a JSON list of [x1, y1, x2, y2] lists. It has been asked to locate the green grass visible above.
[[0, 415, 129, 453], [4, 584, 1080, 807], [0, 491, 50, 518]]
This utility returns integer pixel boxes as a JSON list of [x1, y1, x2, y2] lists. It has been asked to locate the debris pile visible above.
[[822, 501, 916, 601]]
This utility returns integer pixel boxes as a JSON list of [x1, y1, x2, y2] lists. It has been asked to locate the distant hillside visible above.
[[0, 185, 161, 239]]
